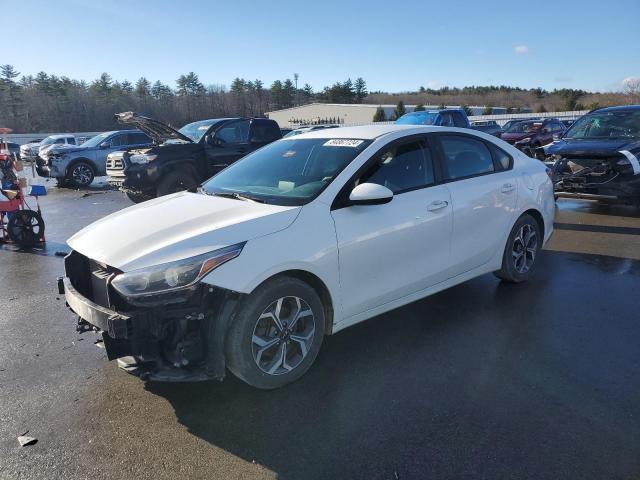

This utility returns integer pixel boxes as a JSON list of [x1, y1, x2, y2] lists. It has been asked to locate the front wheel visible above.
[[225, 277, 326, 389], [126, 192, 152, 204], [67, 162, 95, 188], [494, 214, 541, 283]]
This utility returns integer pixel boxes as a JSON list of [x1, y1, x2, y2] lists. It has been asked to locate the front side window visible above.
[[439, 135, 495, 180], [202, 138, 371, 206], [215, 120, 250, 144], [360, 140, 434, 193], [110, 135, 125, 147], [128, 132, 151, 145], [54, 138, 65, 144], [81, 133, 111, 148]]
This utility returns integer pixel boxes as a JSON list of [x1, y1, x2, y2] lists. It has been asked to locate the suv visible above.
[[37, 130, 152, 187], [548, 105, 640, 204], [501, 118, 566, 158], [396, 109, 471, 128], [108, 112, 282, 202]]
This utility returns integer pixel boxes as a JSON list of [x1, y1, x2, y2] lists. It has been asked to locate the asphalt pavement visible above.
[[1, 179, 639, 480]]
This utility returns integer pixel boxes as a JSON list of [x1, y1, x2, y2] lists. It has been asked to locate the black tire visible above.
[[225, 276, 326, 389], [156, 170, 199, 197], [66, 161, 95, 188], [56, 177, 68, 188], [126, 192, 152, 204], [494, 214, 541, 283], [7, 210, 45, 247]]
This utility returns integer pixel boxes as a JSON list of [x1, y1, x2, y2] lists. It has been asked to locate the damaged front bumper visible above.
[[59, 272, 241, 382]]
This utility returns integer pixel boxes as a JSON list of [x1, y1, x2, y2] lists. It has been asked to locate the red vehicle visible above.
[[1, 130, 46, 247], [501, 118, 566, 159]]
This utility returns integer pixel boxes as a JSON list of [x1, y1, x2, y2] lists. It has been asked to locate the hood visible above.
[[545, 137, 640, 156], [114, 111, 192, 144], [67, 191, 300, 271], [45, 143, 87, 155], [501, 131, 534, 142]]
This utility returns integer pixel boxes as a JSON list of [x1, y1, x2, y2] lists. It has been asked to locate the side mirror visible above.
[[348, 183, 393, 206], [99, 142, 110, 149]]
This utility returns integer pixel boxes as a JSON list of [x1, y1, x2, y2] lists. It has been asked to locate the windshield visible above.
[[396, 112, 440, 125], [179, 119, 222, 142], [506, 121, 541, 133], [40, 136, 61, 146], [80, 132, 111, 148], [202, 138, 372, 206], [563, 110, 640, 139]]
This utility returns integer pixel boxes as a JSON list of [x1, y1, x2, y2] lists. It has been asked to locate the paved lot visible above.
[[1, 179, 639, 480]]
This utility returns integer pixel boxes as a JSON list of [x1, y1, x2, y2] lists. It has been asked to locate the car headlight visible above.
[[111, 243, 245, 298], [129, 153, 157, 165], [516, 137, 531, 145]]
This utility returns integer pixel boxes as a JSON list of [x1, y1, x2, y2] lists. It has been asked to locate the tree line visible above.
[[0, 63, 635, 133], [0, 64, 369, 133]]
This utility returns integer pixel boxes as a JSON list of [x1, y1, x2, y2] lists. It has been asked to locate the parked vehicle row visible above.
[[60, 124, 555, 388], [501, 118, 567, 159]]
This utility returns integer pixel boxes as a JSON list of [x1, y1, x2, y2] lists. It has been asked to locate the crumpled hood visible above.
[[67, 192, 300, 271], [45, 143, 87, 155], [545, 137, 640, 156], [114, 111, 192, 144]]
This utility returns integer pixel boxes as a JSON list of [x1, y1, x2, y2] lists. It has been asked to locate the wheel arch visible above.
[[252, 269, 335, 335], [65, 157, 97, 177], [521, 207, 545, 240]]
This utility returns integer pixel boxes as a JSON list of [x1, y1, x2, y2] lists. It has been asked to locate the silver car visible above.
[[38, 130, 152, 187]]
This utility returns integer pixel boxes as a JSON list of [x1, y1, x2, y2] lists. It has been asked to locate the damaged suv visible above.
[[60, 125, 554, 389], [107, 112, 281, 202], [549, 105, 640, 204]]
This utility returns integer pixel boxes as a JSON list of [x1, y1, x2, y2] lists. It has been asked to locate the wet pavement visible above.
[[1, 180, 639, 479]]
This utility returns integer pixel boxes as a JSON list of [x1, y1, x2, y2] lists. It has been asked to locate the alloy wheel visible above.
[[72, 164, 93, 186], [512, 223, 537, 273], [251, 296, 315, 375]]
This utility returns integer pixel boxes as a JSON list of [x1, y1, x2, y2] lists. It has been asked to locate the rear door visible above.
[[433, 133, 517, 277], [204, 119, 251, 175], [331, 135, 453, 319]]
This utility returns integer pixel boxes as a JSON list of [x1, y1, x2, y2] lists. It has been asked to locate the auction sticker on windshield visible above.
[[323, 139, 364, 147]]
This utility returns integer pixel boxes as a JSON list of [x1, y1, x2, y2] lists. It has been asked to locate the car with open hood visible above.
[[37, 130, 152, 187], [107, 112, 282, 203], [60, 124, 554, 389], [547, 105, 640, 204]]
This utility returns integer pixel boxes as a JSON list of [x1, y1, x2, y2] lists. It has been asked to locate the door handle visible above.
[[501, 183, 515, 193], [427, 200, 449, 212]]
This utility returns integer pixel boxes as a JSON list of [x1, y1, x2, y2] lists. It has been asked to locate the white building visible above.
[[266, 103, 511, 128]]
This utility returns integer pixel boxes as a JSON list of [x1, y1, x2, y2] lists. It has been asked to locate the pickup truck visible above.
[[107, 112, 282, 202]]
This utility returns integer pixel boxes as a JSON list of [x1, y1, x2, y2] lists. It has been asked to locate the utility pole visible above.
[[294, 73, 299, 106]]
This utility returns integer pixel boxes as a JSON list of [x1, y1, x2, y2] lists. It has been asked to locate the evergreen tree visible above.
[[482, 105, 493, 115], [394, 101, 406, 119], [462, 105, 473, 116], [354, 77, 367, 103], [373, 106, 387, 122], [414, 103, 425, 111], [135, 77, 152, 97]]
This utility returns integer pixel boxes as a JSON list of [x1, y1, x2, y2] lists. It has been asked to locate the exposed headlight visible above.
[[129, 153, 157, 165], [111, 243, 245, 298]]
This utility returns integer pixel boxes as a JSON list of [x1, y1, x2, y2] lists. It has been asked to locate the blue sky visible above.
[[6, 0, 639, 93]]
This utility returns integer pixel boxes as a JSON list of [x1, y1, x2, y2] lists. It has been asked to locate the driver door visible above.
[[330, 136, 452, 320], [204, 119, 251, 176]]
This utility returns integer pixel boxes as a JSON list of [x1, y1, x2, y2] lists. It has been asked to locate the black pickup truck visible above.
[[107, 112, 282, 202]]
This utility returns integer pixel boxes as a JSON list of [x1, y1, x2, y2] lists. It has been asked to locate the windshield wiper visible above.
[[210, 191, 267, 203]]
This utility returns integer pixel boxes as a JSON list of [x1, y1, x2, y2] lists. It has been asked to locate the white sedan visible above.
[[62, 125, 555, 388]]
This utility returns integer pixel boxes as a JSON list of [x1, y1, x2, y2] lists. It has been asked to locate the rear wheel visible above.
[[7, 210, 45, 247], [494, 214, 541, 283], [66, 161, 95, 188], [225, 277, 325, 389], [156, 170, 198, 197]]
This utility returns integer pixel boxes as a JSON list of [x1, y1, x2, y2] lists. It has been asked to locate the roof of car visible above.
[[282, 124, 443, 140], [591, 105, 640, 113], [47, 134, 76, 139]]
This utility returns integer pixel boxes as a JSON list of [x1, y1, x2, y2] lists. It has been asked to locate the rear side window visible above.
[[451, 112, 468, 127], [360, 140, 434, 194], [250, 121, 281, 143], [489, 143, 513, 170], [439, 135, 495, 180], [128, 132, 152, 145]]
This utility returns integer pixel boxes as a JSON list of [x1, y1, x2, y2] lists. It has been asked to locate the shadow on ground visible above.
[[144, 251, 640, 480]]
